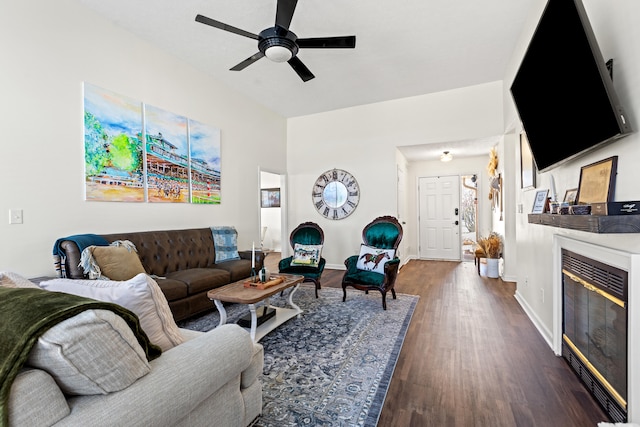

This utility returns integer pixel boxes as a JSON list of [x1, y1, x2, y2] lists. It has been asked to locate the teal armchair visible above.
[[278, 222, 325, 298], [342, 216, 403, 310]]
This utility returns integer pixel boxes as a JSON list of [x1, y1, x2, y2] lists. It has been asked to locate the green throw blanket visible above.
[[0, 287, 162, 426]]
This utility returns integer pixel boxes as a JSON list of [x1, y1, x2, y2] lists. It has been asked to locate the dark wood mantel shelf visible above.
[[528, 213, 640, 233]]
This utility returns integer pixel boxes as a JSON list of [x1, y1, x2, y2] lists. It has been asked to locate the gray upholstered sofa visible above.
[[55, 227, 266, 321], [7, 325, 263, 427]]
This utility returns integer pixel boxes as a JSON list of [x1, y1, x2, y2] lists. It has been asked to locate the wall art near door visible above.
[[189, 119, 221, 204], [83, 83, 144, 202], [261, 188, 281, 208], [144, 105, 189, 203]]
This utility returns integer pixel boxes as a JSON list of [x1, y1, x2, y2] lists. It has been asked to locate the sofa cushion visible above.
[[212, 259, 253, 283], [153, 277, 189, 301], [211, 226, 241, 263], [27, 309, 151, 395], [82, 241, 146, 281], [356, 244, 395, 275], [165, 268, 230, 295], [9, 368, 70, 427], [39, 273, 184, 351]]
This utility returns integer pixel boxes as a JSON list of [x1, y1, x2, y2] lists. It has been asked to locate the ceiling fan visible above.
[[195, 0, 356, 82]]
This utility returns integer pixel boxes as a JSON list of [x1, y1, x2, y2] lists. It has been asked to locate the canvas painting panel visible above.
[[189, 119, 221, 204], [83, 83, 144, 202], [144, 104, 190, 203]]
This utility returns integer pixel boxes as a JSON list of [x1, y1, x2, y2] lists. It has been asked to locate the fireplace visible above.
[[562, 249, 627, 422]]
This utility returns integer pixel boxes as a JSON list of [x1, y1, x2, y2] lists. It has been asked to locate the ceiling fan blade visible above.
[[275, 0, 298, 29], [288, 56, 315, 82], [195, 14, 258, 40], [230, 52, 265, 71], [297, 36, 356, 49]]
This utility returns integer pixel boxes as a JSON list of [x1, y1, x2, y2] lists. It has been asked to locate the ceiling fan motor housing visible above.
[[259, 26, 299, 61]]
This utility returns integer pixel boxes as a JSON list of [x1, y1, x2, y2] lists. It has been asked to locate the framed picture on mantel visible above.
[[575, 156, 618, 205], [532, 189, 549, 213]]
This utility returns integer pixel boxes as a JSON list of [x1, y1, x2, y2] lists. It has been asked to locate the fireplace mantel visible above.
[[528, 213, 640, 233]]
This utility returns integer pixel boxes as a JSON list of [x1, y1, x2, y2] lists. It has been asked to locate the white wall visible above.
[[0, 1, 287, 277], [287, 82, 504, 269], [504, 0, 640, 346]]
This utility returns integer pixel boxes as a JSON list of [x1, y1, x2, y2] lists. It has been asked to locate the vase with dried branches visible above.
[[477, 232, 503, 259]]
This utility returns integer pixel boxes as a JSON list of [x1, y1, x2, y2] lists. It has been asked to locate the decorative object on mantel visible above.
[[569, 205, 591, 215], [592, 201, 640, 216], [548, 174, 557, 202], [563, 188, 578, 205], [558, 202, 570, 215], [520, 132, 536, 190], [575, 156, 618, 205], [532, 189, 549, 214]]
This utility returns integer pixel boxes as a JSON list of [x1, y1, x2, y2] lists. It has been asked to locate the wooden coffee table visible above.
[[207, 273, 305, 342]]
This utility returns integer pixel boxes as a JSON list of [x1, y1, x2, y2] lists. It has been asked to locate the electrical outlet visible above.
[[9, 209, 23, 224]]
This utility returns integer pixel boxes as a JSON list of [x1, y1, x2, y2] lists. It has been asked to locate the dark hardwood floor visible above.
[[264, 254, 609, 427]]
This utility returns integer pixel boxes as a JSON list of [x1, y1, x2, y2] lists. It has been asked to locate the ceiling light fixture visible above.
[[440, 151, 453, 162], [264, 45, 293, 63], [259, 28, 298, 63]]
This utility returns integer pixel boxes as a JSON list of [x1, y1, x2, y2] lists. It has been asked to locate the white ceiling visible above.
[[78, 0, 537, 161]]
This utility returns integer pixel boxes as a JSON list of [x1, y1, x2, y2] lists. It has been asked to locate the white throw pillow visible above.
[[27, 309, 151, 395], [39, 273, 184, 351], [291, 243, 323, 267], [0, 271, 40, 288], [355, 244, 395, 275]]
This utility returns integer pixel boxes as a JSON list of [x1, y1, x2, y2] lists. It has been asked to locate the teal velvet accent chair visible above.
[[342, 216, 403, 310], [278, 222, 325, 298]]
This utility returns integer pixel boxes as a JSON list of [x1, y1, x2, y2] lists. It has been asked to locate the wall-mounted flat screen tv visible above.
[[510, 0, 631, 173]]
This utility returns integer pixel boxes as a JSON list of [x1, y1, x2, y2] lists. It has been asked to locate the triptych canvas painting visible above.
[[83, 82, 221, 204]]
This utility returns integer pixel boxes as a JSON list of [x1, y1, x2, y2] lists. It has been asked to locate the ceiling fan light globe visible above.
[[265, 46, 292, 62]]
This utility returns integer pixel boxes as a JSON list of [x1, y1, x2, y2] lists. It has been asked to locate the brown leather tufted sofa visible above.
[[57, 227, 266, 321]]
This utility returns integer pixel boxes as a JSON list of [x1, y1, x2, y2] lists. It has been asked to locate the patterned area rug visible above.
[[178, 285, 418, 427]]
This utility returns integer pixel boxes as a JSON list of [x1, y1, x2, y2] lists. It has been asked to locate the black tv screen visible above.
[[510, 0, 631, 172]]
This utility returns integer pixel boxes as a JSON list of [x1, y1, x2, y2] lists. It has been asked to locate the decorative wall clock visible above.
[[312, 169, 360, 220]]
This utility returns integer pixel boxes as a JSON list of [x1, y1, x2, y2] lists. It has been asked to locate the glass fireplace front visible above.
[[562, 249, 627, 422]]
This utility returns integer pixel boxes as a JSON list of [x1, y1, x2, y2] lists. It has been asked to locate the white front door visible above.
[[418, 175, 461, 260]]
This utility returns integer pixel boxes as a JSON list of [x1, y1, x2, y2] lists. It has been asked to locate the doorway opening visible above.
[[461, 174, 478, 262], [259, 170, 284, 254]]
